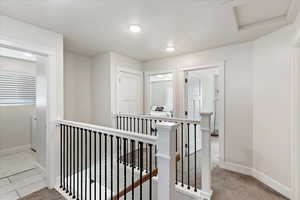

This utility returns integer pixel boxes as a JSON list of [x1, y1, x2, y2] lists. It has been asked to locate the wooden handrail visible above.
[[176, 153, 180, 162], [111, 168, 158, 200], [111, 154, 181, 200]]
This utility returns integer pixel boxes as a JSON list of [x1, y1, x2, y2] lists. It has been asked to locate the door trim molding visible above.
[[182, 62, 225, 164], [290, 31, 300, 200], [0, 33, 64, 188]]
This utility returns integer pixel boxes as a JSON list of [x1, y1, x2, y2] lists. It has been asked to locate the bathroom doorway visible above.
[[148, 73, 174, 117], [0, 47, 48, 198]]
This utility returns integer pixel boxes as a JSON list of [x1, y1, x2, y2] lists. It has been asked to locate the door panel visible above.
[[185, 74, 202, 155], [117, 70, 141, 115], [187, 76, 202, 120]]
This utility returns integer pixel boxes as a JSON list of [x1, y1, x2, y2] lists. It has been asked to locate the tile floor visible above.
[[0, 151, 36, 178], [0, 150, 46, 200], [0, 168, 46, 200]]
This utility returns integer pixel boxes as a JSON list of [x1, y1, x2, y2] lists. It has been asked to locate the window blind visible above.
[[0, 71, 36, 105]]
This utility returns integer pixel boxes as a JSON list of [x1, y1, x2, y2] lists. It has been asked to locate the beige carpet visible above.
[[20, 167, 287, 200], [211, 167, 287, 200], [20, 188, 64, 200]]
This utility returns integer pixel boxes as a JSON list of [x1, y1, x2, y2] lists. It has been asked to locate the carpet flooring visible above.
[[19, 167, 287, 200]]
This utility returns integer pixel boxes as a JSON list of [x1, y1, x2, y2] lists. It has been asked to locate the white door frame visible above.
[[182, 62, 225, 164], [0, 35, 64, 188], [183, 73, 203, 155], [116, 66, 143, 114], [291, 33, 300, 200], [144, 71, 176, 115]]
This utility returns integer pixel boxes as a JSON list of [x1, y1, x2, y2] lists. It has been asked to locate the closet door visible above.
[[116, 67, 143, 115]]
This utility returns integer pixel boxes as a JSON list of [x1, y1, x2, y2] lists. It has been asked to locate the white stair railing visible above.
[[57, 119, 187, 200], [113, 113, 213, 200]]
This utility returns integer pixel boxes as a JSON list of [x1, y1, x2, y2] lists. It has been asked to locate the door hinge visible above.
[[185, 78, 188, 83], [185, 111, 188, 116]]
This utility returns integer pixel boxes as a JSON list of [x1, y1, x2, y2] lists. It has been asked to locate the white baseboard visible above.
[[0, 144, 31, 157], [55, 186, 77, 200], [34, 160, 47, 175], [252, 169, 290, 199], [219, 161, 252, 176], [219, 162, 291, 199]]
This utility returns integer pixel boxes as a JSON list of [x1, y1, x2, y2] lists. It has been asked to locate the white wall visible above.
[[0, 56, 36, 74], [0, 56, 36, 151], [0, 105, 34, 151], [294, 45, 300, 200], [91, 52, 142, 127], [64, 51, 92, 123], [0, 15, 64, 187], [91, 52, 111, 126], [143, 42, 253, 168], [110, 52, 143, 116], [253, 24, 297, 193]]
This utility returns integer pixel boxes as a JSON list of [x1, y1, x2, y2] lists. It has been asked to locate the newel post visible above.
[[155, 122, 179, 200], [200, 113, 212, 195]]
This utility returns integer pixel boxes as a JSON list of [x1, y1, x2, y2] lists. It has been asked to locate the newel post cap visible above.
[[154, 121, 179, 132]]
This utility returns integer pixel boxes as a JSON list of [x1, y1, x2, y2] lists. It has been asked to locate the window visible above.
[[0, 71, 36, 105]]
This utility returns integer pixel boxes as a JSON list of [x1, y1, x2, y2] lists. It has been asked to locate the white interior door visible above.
[[34, 55, 48, 167], [185, 73, 202, 155], [117, 69, 142, 115]]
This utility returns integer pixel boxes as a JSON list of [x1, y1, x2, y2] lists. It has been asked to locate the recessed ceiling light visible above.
[[166, 46, 175, 52], [129, 25, 141, 33], [24, 53, 33, 57]]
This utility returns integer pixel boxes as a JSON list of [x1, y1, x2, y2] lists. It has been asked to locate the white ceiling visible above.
[[0, 0, 299, 61], [236, 0, 292, 27]]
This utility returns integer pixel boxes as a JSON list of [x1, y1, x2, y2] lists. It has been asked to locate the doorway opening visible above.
[[0, 46, 48, 198], [184, 65, 224, 164], [149, 73, 173, 117]]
